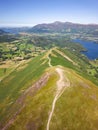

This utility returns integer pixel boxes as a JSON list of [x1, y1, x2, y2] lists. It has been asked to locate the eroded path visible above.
[[46, 51, 70, 130]]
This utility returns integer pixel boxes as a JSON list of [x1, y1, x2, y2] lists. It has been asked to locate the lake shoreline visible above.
[[73, 39, 98, 60]]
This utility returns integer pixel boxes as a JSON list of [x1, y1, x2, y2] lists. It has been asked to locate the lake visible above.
[[73, 39, 98, 60]]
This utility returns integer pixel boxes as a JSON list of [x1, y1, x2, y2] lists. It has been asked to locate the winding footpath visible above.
[[46, 53, 70, 130], [47, 55, 52, 67]]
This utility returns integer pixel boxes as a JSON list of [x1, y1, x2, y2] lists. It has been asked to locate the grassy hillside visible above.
[[0, 47, 98, 130], [50, 67, 98, 130], [0, 53, 49, 127], [50, 48, 98, 85]]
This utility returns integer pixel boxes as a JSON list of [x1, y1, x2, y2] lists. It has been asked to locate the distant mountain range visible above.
[[1, 21, 98, 35], [29, 21, 98, 34]]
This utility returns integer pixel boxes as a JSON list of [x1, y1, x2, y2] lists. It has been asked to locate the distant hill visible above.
[[0, 29, 18, 42], [1, 27, 30, 34], [29, 21, 98, 33]]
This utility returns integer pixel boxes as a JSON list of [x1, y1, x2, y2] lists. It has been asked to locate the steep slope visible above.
[[0, 48, 98, 130]]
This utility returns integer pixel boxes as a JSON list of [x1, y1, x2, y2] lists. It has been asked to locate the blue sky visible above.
[[0, 0, 98, 27]]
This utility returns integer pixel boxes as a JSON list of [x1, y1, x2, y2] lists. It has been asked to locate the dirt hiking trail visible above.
[[46, 52, 70, 130]]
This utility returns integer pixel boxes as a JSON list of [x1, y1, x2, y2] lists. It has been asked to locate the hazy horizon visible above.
[[0, 21, 98, 28], [0, 0, 98, 27]]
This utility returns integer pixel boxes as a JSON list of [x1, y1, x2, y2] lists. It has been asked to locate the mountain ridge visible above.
[[29, 21, 98, 33], [0, 47, 98, 130]]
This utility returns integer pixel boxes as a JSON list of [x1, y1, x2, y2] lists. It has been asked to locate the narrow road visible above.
[[46, 53, 70, 130]]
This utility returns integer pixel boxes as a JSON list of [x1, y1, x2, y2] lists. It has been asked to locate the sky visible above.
[[0, 0, 98, 27]]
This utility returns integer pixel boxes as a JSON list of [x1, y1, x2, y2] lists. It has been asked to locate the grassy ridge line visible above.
[[6, 65, 98, 130], [0, 47, 98, 130], [47, 66, 70, 130]]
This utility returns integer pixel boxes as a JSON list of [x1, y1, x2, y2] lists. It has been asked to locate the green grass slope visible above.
[[0, 47, 98, 130], [50, 67, 98, 130], [0, 53, 49, 128]]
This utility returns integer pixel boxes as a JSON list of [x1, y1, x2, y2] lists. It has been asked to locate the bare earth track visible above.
[[46, 51, 70, 130]]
